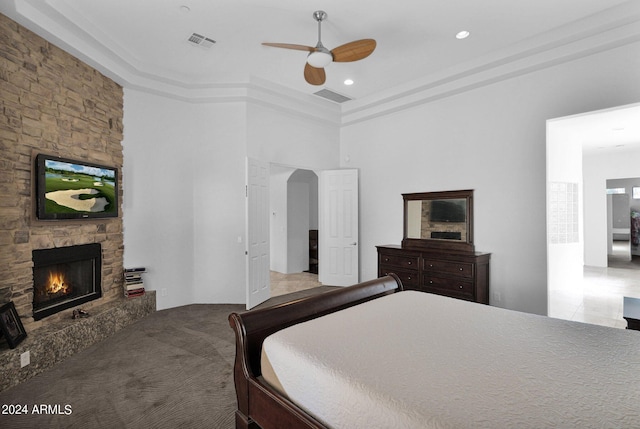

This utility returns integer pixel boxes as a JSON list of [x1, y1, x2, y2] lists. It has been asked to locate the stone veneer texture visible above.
[[0, 12, 146, 389], [0, 12, 125, 332]]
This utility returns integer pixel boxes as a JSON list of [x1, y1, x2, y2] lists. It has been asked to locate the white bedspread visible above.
[[261, 290, 640, 428]]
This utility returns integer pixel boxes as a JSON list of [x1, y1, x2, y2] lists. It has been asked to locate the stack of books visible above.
[[124, 267, 146, 298]]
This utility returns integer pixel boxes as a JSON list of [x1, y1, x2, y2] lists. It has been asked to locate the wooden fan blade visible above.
[[304, 63, 326, 85], [331, 39, 376, 62], [262, 42, 315, 52]]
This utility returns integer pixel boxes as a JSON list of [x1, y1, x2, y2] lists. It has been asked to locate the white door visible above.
[[246, 158, 270, 309], [319, 169, 359, 286]]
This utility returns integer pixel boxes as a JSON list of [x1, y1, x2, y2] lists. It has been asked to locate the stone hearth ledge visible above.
[[0, 291, 156, 392]]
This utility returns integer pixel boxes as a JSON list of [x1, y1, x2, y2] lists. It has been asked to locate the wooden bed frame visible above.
[[228, 274, 404, 429]]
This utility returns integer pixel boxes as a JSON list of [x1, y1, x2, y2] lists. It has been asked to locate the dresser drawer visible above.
[[379, 254, 419, 270], [379, 267, 419, 287], [378, 245, 490, 304], [423, 275, 474, 298], [423, 259, 473, 278]]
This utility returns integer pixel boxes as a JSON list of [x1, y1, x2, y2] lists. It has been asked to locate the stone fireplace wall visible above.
[[0, 13, 124, 331], [0, 13, 155, 393]]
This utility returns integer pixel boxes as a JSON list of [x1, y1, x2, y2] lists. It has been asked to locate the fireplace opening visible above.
[[32, 244, 102, 320]]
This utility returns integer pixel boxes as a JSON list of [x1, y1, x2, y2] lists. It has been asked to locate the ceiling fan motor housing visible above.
[[307, 49, 332, 68]]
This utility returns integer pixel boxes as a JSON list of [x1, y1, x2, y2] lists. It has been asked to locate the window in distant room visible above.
[[607, 188, 626, 195]]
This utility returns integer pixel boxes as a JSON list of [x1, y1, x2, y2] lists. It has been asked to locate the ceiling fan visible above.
[[262, 10, 376, 86]]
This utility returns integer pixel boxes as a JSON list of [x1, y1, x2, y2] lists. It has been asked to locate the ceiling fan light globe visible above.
[[307, 51, 332, 68]]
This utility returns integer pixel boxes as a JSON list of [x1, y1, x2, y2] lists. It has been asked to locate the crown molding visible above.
[[1, 0, 342, 126], [2, 1, 638, 128], [340, 3, 640, 125]]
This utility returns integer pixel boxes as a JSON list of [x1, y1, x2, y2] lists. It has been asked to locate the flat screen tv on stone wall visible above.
[[35, 154, 118, 220]]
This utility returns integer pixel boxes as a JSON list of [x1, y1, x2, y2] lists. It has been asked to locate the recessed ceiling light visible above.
[[456, 30, 470, 40], [344, 79, 354, 86]]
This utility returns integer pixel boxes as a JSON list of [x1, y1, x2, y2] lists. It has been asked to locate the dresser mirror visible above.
[[402, 189, 474, 252]]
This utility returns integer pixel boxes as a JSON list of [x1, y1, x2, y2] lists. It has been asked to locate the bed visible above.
[[228, 274, 640, 428]]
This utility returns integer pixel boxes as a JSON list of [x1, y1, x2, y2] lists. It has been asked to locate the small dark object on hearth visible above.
[[72, 309, 90, 319]]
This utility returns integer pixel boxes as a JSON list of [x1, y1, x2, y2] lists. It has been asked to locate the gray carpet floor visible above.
[[0, 286, 336, 429]]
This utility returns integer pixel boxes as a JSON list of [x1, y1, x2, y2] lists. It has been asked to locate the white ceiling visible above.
[[1, 0, 639, 148], [2, 0, 636, 98], [553, 103, 640, 154]]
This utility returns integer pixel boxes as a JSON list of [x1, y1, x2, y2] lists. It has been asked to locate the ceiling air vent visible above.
[[187, 33, 216, 48], [313, 88, 352, 103]]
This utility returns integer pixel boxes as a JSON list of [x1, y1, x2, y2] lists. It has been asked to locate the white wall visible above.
[[287, 180, 310, 273], [269, 166, 291, 273], [191, 102, 248, 304], [122, 89, 198, 309], [123, 38, 639, 314], [123, 90, 248, 308], [124, 91, 339, 309], [341, 40, 640, 315], [246, 103, 339, 169]]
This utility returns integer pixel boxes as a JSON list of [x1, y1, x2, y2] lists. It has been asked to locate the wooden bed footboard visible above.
[[228, 274, 404, 429]]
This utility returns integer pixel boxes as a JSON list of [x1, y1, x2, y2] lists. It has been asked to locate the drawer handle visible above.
[[407, 276, 412, 280], [459, 285, 463, 289], [429, 280, 433, 284], [459, 268, 463, 271], [429, 264, 433, 267], [407, 261, 412, 265], [384, 258, 389, 262]]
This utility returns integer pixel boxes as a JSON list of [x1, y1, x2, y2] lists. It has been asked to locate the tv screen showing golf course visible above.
[[36, 154, 118, 220]]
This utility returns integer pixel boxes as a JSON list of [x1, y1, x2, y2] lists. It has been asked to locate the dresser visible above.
[[377, 245, 490, 304]]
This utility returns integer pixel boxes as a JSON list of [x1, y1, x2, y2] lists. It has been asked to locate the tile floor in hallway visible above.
[[549, 241, 640, 329], [270, 271, 322, 297]]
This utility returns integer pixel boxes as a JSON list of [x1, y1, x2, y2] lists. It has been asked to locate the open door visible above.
[[319, 169, 359, 286], [246, 158, 270, 309]]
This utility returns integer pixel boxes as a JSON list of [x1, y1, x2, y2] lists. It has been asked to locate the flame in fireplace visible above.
[[47, 271, 70, 295]]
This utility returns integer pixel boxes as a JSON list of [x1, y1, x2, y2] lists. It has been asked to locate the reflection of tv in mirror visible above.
[[35, 154, 118, 220], [429, 199, 466, 223]]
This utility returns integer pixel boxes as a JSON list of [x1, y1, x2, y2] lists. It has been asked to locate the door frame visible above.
[[246, 162, 360, 306]]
